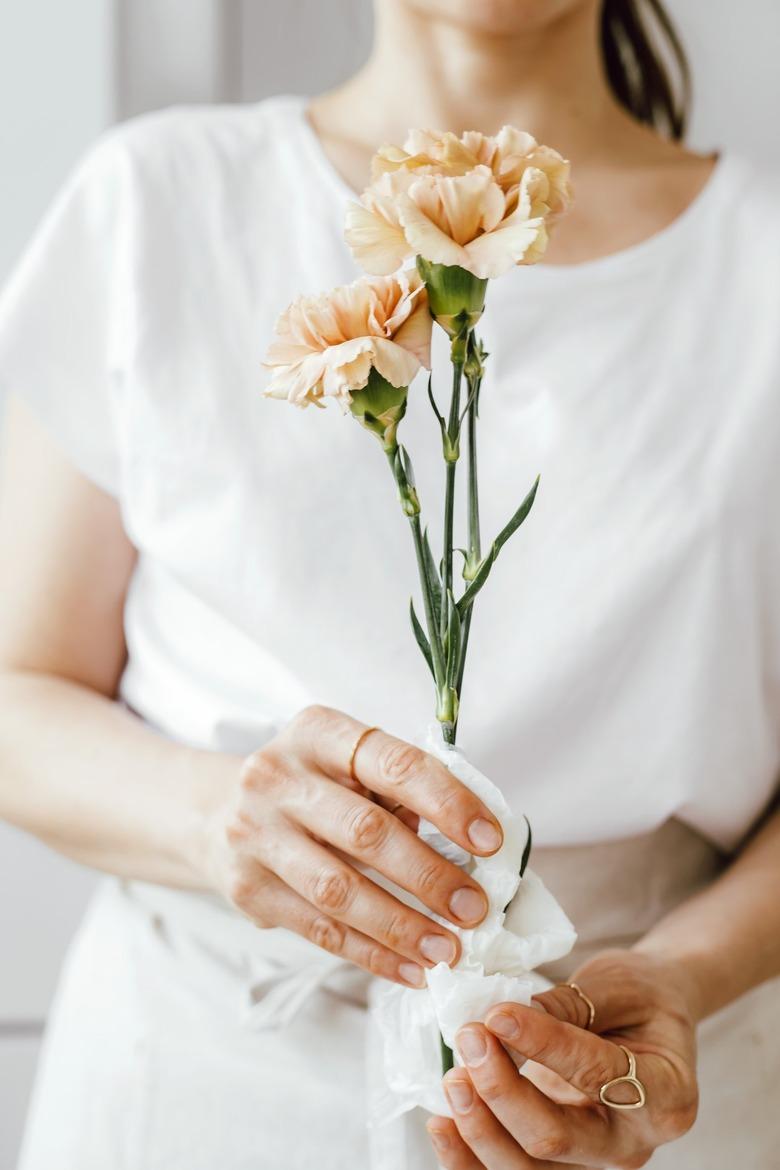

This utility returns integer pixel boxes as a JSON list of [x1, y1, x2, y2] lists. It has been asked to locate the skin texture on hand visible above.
[[427, 950, 700, 1169], [204, 703, 505, 988]]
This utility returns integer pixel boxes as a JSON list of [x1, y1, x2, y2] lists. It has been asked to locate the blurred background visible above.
[[0, 1, 778, 1164]]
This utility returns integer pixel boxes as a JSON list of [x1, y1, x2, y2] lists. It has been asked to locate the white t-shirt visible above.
[[1, 94, 778, 852]]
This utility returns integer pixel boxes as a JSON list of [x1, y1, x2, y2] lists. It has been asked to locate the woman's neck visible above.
[[317, 0, 636, 163], [306, 0, 713, 266]]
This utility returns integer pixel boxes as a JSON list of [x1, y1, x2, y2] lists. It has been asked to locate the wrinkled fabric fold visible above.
[[369, 726, 576, 1121]]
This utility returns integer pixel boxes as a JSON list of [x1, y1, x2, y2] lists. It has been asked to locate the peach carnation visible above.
[[345, 126, 572, 281], [263, 269, 432, 409]]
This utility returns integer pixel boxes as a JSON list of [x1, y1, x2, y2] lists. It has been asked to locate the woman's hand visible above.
[[427, 949, 700, 1169], [204, 704, 503, 989]]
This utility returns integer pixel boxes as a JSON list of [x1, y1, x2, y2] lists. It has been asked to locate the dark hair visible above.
[[601, 0, 690, 141]]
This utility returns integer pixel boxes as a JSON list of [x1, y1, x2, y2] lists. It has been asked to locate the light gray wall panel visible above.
[[238, 0, 372, 100]]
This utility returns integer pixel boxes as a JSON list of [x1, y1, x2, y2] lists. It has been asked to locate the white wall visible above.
[[0, 0, 114, 279], [0, 5, 116, 1164], [1, 0, 778, 1164]]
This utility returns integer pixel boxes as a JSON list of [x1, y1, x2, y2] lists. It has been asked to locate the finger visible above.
[[373, 791, 419, 833], [485, 1002, 649, 1107], [290, 706, 503, 856], [268, 825, 462, 969], [532, 984, 596, 1032], [456, 1025, 628, 1167], [295, 781, 489, 928], [229, 865, 426, 988], [427, 1117, 483, 1169], [443, 1069, 589, 1170]]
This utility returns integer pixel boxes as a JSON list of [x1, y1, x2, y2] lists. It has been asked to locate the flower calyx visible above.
[[349, 369, 410, 454], [416, 257, 487, 343]]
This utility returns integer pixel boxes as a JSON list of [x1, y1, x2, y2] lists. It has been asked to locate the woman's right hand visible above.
[[204, 705, 503, 988]]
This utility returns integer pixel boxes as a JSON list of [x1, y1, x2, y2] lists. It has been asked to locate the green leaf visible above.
[[422, 527, 442, 628], [519, 816, 533, 878], [457, 545, 497, 615], [494, 475, 540, 555], [409, 598, 435, 679], [456, 476, 540, 617], [445, 590, 461, 685], [399, 443, 416, 488]]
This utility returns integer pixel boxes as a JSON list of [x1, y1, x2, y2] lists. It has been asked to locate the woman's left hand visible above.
[[427, 949, 701, 1169]]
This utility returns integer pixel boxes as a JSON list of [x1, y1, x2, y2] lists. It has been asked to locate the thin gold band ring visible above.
[[567, 982, 596, 1030], [348, 726, 379, 785]]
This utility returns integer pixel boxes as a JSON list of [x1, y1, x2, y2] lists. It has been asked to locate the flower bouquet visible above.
[[264, 127, 577, 1121]]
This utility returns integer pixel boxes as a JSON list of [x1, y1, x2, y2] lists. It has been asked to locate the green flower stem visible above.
[[456, 365, 482, 698], [384, 448, 446, 687], [441, 358, 464, 643]]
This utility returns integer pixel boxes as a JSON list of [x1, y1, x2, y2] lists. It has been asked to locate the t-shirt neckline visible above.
[[275, 92, 735, 283]]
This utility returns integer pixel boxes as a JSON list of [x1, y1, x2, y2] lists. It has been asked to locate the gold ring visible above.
[[567, 982, 596, 1030], [599, 1045, 647, 1110], [348, 726, 379, 785]]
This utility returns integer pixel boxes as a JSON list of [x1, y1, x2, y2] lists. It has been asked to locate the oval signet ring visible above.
[[598, 1045, 648, 1110]]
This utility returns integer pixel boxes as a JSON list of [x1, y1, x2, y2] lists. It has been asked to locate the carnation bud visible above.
[[349, 369, 409, 453], [464, 335, 488, 381]]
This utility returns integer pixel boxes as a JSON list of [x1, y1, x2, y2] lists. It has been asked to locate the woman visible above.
[[1, 0, 778, 1166]]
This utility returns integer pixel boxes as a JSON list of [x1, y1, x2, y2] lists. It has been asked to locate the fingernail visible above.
[[467, 816, 502, 853], [487, 1011, 519, 1040], [399, 962, 426, 988], [445, 1075, 474, 1115], [420, 934, 458, 965], [457, 1027, 487, 1067], [448, 886, 486, 924], [427, 1126, 450, 1154]]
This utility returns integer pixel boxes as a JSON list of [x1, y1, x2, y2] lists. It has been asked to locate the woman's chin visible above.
[[398, 0, 592, 37]]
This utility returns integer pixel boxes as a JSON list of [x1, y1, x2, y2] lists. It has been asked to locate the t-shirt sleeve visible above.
[[0, 131, 132, 495]]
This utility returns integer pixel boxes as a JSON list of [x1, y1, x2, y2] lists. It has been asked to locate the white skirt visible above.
[[17, 820, 780, 1170]]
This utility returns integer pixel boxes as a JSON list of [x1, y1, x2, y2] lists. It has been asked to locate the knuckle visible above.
[[659, 1095, 699, 1140], [580, 1057, 621, 1099], [378, 742, 424, 788], [365, 944, 389, 977], [238, 752, 265, 792], [473, 1074, 505, 1104], [309, 866, 355, 914], [227, 868, 262, 910], [294, 703, 332, 732], [433, 781, 471, 824], [525, 1131, 572, 1161], [239, 750, 286, 796], [308, 914, 345, 955], [551, 985, 588, 1027], [414, 858, 445, 902], [381, 908, 412, 952], [224, 811, 254, 850], [345, 804, 390, 853], [621, 1150, 653, 1170]]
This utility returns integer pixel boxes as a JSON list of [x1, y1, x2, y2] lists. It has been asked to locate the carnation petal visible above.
[[397, 195, 469, 269], [463, 214, 546, 278], [320, 337, 375, 398], [369, 337, 421, 388], [390, 292, 433, 370], [428, 168, 505, 244], [264, 351, 328, 406], [345, 201, 410, 275]]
